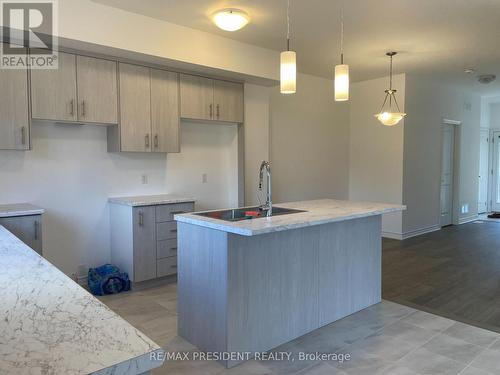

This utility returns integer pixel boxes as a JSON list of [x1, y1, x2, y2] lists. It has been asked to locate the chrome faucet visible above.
[[258, 160, 272, 216]]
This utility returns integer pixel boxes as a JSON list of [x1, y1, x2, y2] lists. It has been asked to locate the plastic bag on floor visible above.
[[88, 264, 131, 296]]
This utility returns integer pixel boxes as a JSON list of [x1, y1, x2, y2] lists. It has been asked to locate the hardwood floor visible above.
[[383, 220, 500, 332]]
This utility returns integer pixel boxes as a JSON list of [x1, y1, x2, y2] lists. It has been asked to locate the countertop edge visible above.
[[108, 197, 196, 207], [175, 205, 406, 236], [0, 209, 45, 218]]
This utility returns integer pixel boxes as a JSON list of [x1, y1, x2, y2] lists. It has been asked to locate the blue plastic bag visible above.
[[88, 264, 131, 296]]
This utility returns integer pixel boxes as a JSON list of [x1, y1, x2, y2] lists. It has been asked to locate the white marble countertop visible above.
[[108, 194, 195, 207], [0, 226, 164, 375], [0, 203, 45, 217], [175, 199, 406, 236]]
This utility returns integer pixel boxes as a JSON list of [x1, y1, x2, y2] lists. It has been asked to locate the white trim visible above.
[[382, 224, 441, 241], [458, 214, 479, 225], [442, 118, 462, 126]]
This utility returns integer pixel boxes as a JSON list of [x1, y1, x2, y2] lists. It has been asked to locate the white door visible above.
[[440, 124, 455, 226], [492, 132, 500, 212], [478, 129, 490, 214]]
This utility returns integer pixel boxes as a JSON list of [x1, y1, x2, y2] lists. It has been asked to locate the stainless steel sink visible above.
[[195, 206, 306, 222]]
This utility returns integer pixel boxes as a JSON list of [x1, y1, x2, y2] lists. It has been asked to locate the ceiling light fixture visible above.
[[280, 0, 296, 94], [212, 9, 250, 31], [374, 52, 406, 126], [334, 3, 349, 101]]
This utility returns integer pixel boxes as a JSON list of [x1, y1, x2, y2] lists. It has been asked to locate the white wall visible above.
[[403, 75, 481, 231], [349, 74, 406, 236], [243, 84, 271, 206], [269, 73, 350, 203], [0, 121, 238, 276], [490, 102, 500, 128]]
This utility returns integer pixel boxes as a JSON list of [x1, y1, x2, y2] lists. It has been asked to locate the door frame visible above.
[[478, 128, 490, 214], [489, 129, 500, 212], [439, 119, 461, 226]]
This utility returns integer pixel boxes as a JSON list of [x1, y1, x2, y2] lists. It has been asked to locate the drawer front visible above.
[[157, 256, 178, 277], [156, 202, 194, 222], [156, 221, 178, 240], [157, 238, 177, 259]]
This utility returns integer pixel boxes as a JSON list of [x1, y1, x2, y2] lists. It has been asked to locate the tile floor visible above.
[[99, 283, 500, 375]]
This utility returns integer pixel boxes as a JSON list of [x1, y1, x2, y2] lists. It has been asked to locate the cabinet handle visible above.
[[170, 229, 177, 233], [216, 104, 220, 119], [70, 99, 74, 116], [154, 134, 159, 148], [170, 247, 178, 251], [138, 211, 144, 226], [145, 134, 150, 148], [34, 221, 39, 240], [81, 100, 86, 117], [209, 104, 213, 119], [21, 126, 26, 145], [171, 265, 178, 269]]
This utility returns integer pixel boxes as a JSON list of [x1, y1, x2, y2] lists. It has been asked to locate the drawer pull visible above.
[[171, 265, 178, 269], [170, 247, 178, 251], [138, 211, 144, 226], [170, 229, 177, 233]]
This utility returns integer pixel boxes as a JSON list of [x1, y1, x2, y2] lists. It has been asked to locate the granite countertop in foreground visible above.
[[0, 226, 164, 375], [0, 203, 45, 217], [109, 194, 195, 207], [175, 199, 406, 236]]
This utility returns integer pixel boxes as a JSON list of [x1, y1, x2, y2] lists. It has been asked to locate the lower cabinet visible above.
[[0, 215, 43, 255], [110, 201, 194, 284]]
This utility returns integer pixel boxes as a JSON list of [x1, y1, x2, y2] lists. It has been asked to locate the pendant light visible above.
[[374, 52, 406, 126], [334, 4, 349, 101], [280, 0, 296, 94]]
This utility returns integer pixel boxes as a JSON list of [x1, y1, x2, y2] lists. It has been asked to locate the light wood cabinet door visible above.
[[0, 215, 42, 255], [151, 69, 180, 153], [31, 52, 77, 122], [76, 55, 118, 124], [213, 80, 244, 123], [180, 74, 213, 121], [0, 48, 30, 150], [118, 63, 152, 152], [133, 207, 156, 282]]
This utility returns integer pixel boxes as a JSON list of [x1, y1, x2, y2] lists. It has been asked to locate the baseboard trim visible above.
[[458, 215, 479, 225], [383, 224, 441, 241]]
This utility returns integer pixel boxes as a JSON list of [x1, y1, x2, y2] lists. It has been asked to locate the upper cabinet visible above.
[[108, 63, 180, 153], [76, 56, 118, 124], [0, 45, 30, 150], [151, 69, 180, 153], [31, 52, 77, 122], [30, 53, 118, 125], [180, 74, 243, 123], [213, 80, 244, 123]]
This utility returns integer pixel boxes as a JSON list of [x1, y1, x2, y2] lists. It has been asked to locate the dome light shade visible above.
[[374, 111, 406, 126], [280, 50, 296, 94], [334, 64, 349, 101], [212, 9, 249, 31]]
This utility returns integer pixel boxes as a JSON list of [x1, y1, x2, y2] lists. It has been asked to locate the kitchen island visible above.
[[0, 226, 165, 375], [175, 199, 405, 368]]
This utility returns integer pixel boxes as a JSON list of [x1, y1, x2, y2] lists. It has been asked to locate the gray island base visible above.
[[175, 199, 405, 368]]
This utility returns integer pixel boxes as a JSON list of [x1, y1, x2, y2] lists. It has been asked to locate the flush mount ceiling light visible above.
[[212, 9, 250, 31], [334, 3, 349, 101], [280, 0, 296, 94], [374, 52, 406, 126]]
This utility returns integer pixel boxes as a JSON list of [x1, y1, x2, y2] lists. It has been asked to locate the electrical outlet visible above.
[[141, 174, 148, 184], [461, 204, 469, 214], [202, 173, 208, 183]]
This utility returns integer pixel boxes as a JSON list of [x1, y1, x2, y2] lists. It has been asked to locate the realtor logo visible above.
[[0, 0, 58, 69]]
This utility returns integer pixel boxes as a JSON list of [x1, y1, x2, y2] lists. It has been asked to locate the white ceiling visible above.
[[92, 0, 500, 95]]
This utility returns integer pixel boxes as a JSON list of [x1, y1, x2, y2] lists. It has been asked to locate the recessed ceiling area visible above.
[[92, 0, 500, 95]]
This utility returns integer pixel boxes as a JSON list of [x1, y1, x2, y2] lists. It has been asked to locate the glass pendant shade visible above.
[[374, 89, 406, 126], [334, 64, 349, 101], [280, 50, 296, 94]]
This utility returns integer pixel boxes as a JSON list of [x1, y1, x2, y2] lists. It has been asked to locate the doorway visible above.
[[440, 124, 455, 227], [492, 131, 500, 212], [478, 129, 489, 214]]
